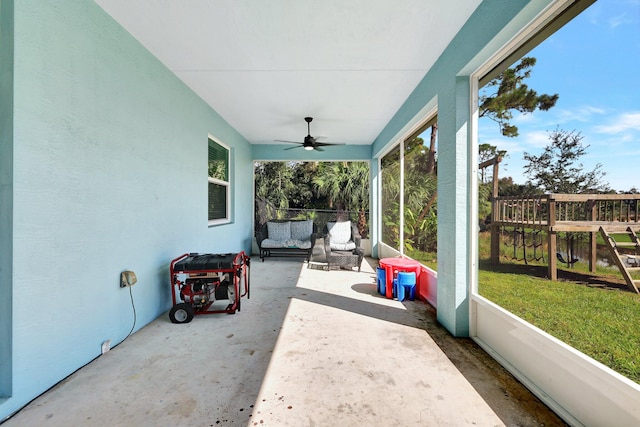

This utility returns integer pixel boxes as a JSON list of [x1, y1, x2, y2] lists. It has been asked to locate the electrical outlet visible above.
[[101, 340, 111, 355], [120, 271, 137, 288]]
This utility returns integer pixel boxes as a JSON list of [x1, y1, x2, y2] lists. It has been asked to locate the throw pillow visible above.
[[267, 221, 291, 241], [327, 221, 352, 244], [290, 220, 313, 241]]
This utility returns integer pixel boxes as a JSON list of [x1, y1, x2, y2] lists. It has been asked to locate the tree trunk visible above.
[[426, 123, 437, 174], [357, 209, 368, 238], [416, 191, 438, 224]]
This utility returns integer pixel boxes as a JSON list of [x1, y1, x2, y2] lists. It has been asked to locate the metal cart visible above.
[[169, 252, 250, 323]]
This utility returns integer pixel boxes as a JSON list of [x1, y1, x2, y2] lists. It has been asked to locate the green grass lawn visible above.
[[408, 233, 640, 384], [478, 264, 640, 383]]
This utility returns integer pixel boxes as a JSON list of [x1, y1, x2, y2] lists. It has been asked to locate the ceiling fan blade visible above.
[[314, 142, 346, 147], [274, 139, 303, 144], [276, 118, 343, 152]]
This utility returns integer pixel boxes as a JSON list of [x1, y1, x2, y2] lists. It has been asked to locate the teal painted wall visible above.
[[371, 0, 554, 336], [252, 143, 371, 161], [2, 0, 253, 419], [0, 0, 14, 400]]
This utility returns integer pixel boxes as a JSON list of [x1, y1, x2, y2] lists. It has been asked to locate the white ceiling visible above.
[[95, 0, 481, 146]]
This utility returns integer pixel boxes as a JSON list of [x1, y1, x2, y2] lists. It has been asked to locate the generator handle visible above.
[[233, 251, 251, 299], [169, 253, 191, 306]]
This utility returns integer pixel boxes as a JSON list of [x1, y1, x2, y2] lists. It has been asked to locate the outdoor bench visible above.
[[256, 219, 318, 262]]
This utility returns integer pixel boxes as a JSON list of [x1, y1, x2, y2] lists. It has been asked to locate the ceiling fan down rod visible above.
[[305, 116, 313, 136]]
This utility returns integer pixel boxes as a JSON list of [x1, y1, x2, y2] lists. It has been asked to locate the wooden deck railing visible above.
[[494, 195, 550, 229], [494, 194, 640, 229], [492, 193, 640, 280]]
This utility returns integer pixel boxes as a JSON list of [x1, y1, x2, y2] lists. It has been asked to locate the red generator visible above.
[[169, 252, 250, 323]]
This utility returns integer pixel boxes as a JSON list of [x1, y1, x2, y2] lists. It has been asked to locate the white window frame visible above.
[[208, 135, 231, 226]]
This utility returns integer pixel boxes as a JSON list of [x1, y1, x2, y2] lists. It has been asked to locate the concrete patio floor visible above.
[[2, 257, 566, 426]]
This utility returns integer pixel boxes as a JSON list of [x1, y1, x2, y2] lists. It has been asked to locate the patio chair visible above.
[[322, 220, 364, 271]]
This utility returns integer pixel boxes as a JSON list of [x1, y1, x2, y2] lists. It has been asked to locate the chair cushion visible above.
[[330, 241, 356, 251], [327, 221, 352, 244], [290, 220, 313, 241], [267, 221, 291, 241]]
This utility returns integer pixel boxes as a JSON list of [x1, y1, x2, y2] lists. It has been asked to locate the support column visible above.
[[548, 231, 557, 280], [547, 196, 557, 280], [589, 231, 597, 273], [0, 0, 14, 397], [491, 223, 500, 265], [436, 76, 473, 337], [490, 159, 500, 265], [589, 201, 598, 273], [370, 159, 379, 259]]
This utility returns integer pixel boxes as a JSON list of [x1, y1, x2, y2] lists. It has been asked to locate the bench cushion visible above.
[[267, 221, 291, 241], [261, 238, 285, 248], [290, 219, 313, 241], [289, 239, 312, 250], [261, 239, 312, 250]]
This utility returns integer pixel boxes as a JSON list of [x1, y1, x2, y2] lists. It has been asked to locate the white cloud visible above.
[[583, 1, 637, 28], [587, 134, 627, 150], [489, 138, 524, 155], [608, 13, 627, 28], [512, 111, 538, 124], [582, 1, 603, 25], [621, 133, 637, 142], [608, 6, 637, 28], [556, 105, 607, 123], [594, 111, 640, 134], [478, 122, 556, 159], [519, 130, 553, 150]]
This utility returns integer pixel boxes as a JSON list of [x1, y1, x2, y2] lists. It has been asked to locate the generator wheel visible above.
[[169, 303, 194, 324]]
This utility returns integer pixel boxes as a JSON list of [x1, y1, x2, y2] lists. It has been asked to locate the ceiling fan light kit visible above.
[[275, 117, 346, 152]]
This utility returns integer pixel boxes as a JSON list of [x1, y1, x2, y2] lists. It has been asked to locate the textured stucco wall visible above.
[[2, 0, 252, 419]]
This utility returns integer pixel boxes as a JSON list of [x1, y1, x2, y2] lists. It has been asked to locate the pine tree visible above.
[[479, 57, 559, 137], [523, 128, 609, 193]]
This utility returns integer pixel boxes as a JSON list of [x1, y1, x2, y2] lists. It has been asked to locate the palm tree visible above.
[[313, 162, 370, 236], [381, 140, 438, 252], [254, 161, 296, 225]]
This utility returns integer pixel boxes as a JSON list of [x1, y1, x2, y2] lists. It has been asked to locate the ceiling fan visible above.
[[276, 117, 346, 151]]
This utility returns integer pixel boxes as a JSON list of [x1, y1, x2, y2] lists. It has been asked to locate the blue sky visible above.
[[478, 0, 640, 192]]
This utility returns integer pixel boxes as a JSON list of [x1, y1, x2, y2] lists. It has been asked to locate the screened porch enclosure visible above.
[[3, 0, 640, 425]]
